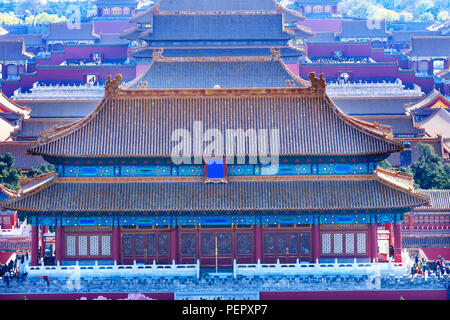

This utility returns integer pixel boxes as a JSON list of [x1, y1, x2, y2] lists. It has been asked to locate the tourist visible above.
[[4, 270, 10, 286]]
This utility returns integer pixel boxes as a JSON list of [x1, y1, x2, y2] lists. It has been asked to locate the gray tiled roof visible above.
[[125, 57, 307, 89], [2, 176, 428, 213], [415, 190, 450, 211], [16, 101, 100, 118], [355, 116, 424, 137], [44, 23, 100, 41], [156, 0, 278, 11], [28, 86, 403, 158], [139, 14, 292, 41], [404, 36, 450, 57], [12, 118, 78, 140], [0, 143, 47, 170], [0, 40, 34, 60], [340, 20, 389, 38], [332, 97, 420, 116]]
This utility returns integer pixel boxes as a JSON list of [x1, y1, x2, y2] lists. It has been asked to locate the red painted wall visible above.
[[0, 292, 174, 300], [260, 290, 447, 300], [307, 43, 372, 58]]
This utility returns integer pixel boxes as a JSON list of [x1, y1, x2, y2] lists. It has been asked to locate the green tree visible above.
[[409, 143, 450, 189], [0, 153, 22, 191], [26, 163, 55, 178]]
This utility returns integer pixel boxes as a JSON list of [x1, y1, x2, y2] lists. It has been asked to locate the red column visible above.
[[370, 223, 378, 263], [312, 221, 320, 263], [31, 223, 39, 266], [408, 214, 414, 232], [255, 225, 262, 262], [112, 220, 120, 264], [55, 222, 62, 265], [40, 226, 46, 257], [171, 226, 178, 264], [394, 222, 402, 263]]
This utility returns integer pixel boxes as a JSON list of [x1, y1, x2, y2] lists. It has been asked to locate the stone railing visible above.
[[27, 259, 200, 280], [233, 258, 408, 279], [326, 79, 424, 98], [12, 82, 105, 101], [0, 224, 31, 239]]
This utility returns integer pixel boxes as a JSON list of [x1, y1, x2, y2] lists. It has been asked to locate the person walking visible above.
[[4, 270, 10, 286]]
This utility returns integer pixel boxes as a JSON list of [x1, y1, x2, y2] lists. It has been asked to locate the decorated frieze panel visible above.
[[261, 215, 313, 225], [177, 165, 204, 176], [57, 162, 376, 177], [320, 223, 368, 229], [62, 217, 113, 227], [119, 216, 172, 226], [121, 165, 171, 177], [38, 217, 56, 226], [177, 216, 256, 226], [319, 214, 371, 225], [227, 165, 255, 176], [376, 214, 396, 224], [63, 166, 114, 177]]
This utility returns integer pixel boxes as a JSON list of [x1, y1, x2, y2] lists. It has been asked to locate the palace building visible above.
[[122, 0, 307, 76], [1, 69, 429, 268]]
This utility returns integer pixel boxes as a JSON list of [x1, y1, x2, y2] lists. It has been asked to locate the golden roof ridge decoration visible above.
[[308, 72, 326, 94], [152, 54, 281, 63], [104, 74, 123, 98]]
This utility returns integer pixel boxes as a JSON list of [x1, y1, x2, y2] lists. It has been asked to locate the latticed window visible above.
[[300, 233, 310, 254], [201, 234, 215, 255], [89, 235, 99, 256], [357, 233, 367, 254], [158, 234, 168, 255], [111, 7, 122, 15], [218, 233, 232, 255], [135, 235, 145, 255], [123, 235, 133, 256], [264, 233, 275, 254], [288, 234, 298, 254], [333, 233, 343, 254], [147, 234, 156, 254], [237, 233, 252, 255], [345, 233, 355, 254], [181, 234, 196, 255], [321, 233, 331, 254], [78, 236, 88, 256], [66, 236, 76, 256], [101, 235, 111, 256]]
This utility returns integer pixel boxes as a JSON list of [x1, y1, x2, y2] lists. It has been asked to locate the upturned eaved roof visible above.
[[339, 20, 389, 39], [418, 108, 450, 140], [124, 53, 309, 89], [44, 23, 100, 41], [415, 189, 450, 212], [0, 40, 34, 61], [0, 142, 47, 170], [154, 0, 280, 12], [0, 91, 30, 119], [1, 171, 429, 214], [404, 36, 450, 57], [28, 73, 404, 159], [406, 88, 450, 115], [135, 13, 293, 41]]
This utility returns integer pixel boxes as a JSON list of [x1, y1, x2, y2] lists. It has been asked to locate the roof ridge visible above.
[[374, 169, 430, 206], [0, 184, 19, 199], [323, 94, 404, 150]]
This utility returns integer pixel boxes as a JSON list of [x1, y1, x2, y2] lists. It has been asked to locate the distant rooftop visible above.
[[125, 54, 308, 89], [0, 40, 34, 61], [404, 36, 450, 57]]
